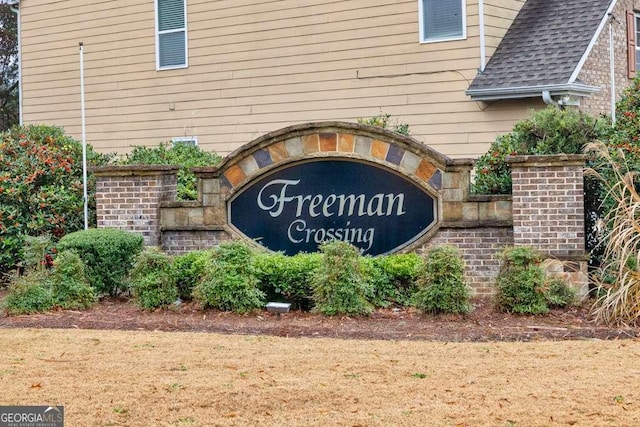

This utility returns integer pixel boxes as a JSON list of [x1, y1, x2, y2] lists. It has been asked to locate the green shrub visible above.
[[193, 241, 264, 313], [130, 248, 178, 310], [57, 228, 144, 297], [311, 241, 372, 316], [2, 272, 53, 315], [49, 250, 96, 310], [544, 277, 576, 308], [472, 107, 604, 194], [413, 246, 470, 314], [254, 252, 321, 310], [119, 142, 221, 200], [0, 125, 111, 276], [495, 246, 548, 314], [358, 113, 410, 136], [171, 250, 212, 301], [361, 253, 422, 307]]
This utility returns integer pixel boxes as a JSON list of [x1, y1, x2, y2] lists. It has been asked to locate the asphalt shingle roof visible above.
[[468, 0, 613, 91]]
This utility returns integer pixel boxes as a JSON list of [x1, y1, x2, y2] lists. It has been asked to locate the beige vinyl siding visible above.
[[21, 0, 534, 158]]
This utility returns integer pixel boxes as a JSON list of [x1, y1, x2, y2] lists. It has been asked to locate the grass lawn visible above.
[[0, 328, 638, 426]]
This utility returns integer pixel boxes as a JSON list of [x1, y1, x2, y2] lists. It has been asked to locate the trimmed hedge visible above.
[[57, 228, 144, 297]]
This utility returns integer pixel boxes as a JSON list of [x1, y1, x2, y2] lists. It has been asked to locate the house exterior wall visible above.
[[578, 0, 640, 115], [19, 0, 530, 159]]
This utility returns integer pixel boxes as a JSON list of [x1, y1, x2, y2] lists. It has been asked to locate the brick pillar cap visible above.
[[505, 154, 588, 166], [91, 165, 181, 177]]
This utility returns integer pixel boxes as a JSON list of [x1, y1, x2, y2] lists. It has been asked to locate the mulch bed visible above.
[[1, 297, 637, 341]]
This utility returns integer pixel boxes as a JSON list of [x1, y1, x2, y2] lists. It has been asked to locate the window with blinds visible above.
[[156, 0, 188, 69], [419, 0, 466, 43]]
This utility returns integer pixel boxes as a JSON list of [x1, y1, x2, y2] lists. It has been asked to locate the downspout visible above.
[[9, 2, 22, 125], [609, 16, 616, 124], [478, 0, 486, 72], [542, 90, 558, 107]]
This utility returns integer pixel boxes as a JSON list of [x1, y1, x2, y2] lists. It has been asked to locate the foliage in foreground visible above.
[[3, 237, 95, 314], [119, 142, 221, 200], [171, 250, 212, 301], [193, 241, 265, 313], [0, 125, 111, 276], [413, 245, 470, 314], [58, 228, 144, 297], [495, 246, 575, 314], [311, 241, 373, 316], [253, 252, 322, 310], [130, 248, 178, 310], [586, 142, 640, 325]]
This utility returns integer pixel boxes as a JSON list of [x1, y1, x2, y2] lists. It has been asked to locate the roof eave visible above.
[[465, 83, 601, 101]]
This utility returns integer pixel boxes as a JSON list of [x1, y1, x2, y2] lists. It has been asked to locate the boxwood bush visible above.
[[171, 249, 212, 301], [193, 241, 265, 313], [49, 250, 96, 310], [57, 228, 144, 297], [253, 252, 322, 310], [311, 241, 372, 316], [413, 245, 470, 314], [129, 248, 178, 310], [362, 253, 423, 307]]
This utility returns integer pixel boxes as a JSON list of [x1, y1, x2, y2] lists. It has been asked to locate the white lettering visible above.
[[256, 179, 406, 219]]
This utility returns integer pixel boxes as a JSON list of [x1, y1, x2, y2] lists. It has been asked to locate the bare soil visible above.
[[1, 296, 638, 342]]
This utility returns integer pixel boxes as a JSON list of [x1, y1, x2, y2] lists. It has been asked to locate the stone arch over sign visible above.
[[190, 122, 455, 255]]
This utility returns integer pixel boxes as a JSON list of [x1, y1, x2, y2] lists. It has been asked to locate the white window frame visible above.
[[172, 136, 198, 146], [418, 0, 467, 44], [155, 0, 189, 70]]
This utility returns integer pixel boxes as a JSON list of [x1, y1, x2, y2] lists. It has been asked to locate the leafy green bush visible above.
[[413, 246, 470, 314], [119, 142, 221, 200], [311, 241, 372, 316], [193, 241, 265, 313], [254, 252, 321, 310], [472, 107, 604, 194], [49, 250, 96, 310], [495, 246, 548, 314], [2, 272, 53, 315], [544, 277, 576, 308], [362, 253, 423, 307], [57, 228, 144, 297], [358, 113, 410, 136], [0, 125, 111, 276], [130, 248, 178, 310], [171, 250, 212, 301]]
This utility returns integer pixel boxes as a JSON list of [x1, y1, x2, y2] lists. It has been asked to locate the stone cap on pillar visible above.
[[505, 154, 589, 167], [91, 165, 181, 177]]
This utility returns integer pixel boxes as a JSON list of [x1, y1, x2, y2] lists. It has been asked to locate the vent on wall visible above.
[[172, 136, 198, 146]]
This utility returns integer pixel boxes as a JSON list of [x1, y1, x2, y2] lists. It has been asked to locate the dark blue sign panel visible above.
[[228, 160, 437, 255]]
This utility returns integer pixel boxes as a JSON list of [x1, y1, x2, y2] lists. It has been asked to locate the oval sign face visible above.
[[228, 159, 437, 255]]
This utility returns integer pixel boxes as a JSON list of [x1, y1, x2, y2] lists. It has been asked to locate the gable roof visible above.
[[466, 0, 615, 101]]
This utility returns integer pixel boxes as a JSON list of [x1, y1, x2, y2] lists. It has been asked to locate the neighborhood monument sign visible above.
[[229, 159, 437, 255]]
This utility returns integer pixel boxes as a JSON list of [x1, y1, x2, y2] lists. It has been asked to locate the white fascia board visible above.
[[569, 0, 618, 83], [466, 83, 601, 101]]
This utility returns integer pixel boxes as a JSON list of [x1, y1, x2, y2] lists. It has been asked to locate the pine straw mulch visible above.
[[1, 296, 637, 341]]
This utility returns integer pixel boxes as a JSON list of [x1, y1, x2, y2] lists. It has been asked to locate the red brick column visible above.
[[507, 154, 589, 297], [92, 165, 179, 246]]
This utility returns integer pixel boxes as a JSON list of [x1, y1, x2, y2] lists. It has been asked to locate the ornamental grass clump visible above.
[[585, 141, 640, 325], [193, 241, 264, 313], [311, 240, 372, 316], [413, 245, 470, 314]]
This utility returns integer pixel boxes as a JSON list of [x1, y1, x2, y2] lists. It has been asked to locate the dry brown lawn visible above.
[[0, 328, 638, 426]]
